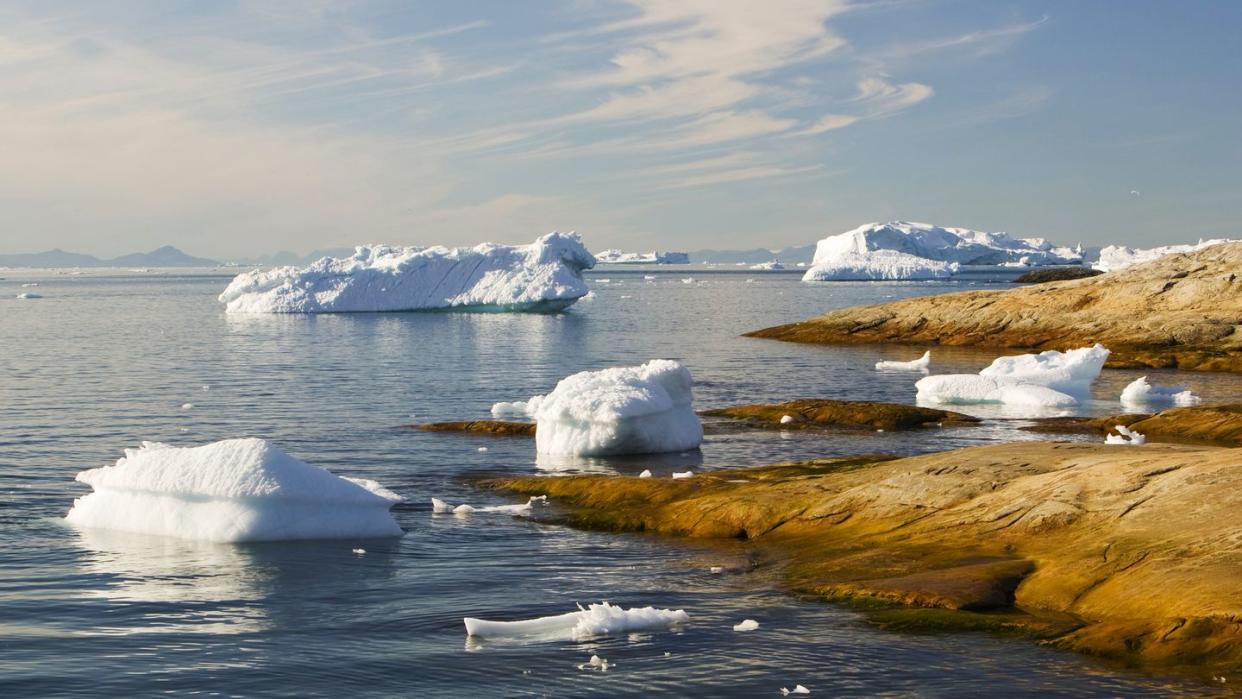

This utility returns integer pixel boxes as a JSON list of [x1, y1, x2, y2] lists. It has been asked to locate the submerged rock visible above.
[[486, 441, 1242, 672], [748, 241, 1242, 373], [413, 420, 536, 436], [701, 399, 979, 431]]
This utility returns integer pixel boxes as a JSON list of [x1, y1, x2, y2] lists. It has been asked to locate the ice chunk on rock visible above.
[[463, 601, 689, 641], [875, 351, 931, 371], [64, 439, 403, 542], [671, 471, 694, 479], [1120, 376, 1201, 407], [219, 232, 595, 313], [733, 619, 760, 631], [527, 359, 703, 456], [638, 469, 653, 478], [1105, 425, 1146, 445]]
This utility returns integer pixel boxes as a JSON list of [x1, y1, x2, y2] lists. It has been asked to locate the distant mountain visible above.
[[688, 244, 816, 265], [0, 245, 219, 268]]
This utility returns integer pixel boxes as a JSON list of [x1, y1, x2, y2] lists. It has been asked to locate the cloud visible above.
[[852, 76, 934, 114]]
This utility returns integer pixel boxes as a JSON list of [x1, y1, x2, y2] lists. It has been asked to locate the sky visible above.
[[0, 0, 1239, 259]]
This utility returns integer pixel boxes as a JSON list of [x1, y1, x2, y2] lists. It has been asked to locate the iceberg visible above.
[[733, 619, 760, 632], [802, 221, 1083, 281], [1093, 239, 1236, 273], [1119, 376, 1201, 407], [516, 359, 703, 456], [916, 345, 1109, 407], [218, 232, 595, 313], [875, 351, 931, 372], [595, 249, 689, 264], [65, 438, 403, 542], [463, 601, 689, 641], [749, 261, 785, 270], [802, 250, 958, 281]]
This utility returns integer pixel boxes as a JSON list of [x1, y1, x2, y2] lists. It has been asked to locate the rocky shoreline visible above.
[[747, 242, 1242, 372], [484, 438, 1242, 677]]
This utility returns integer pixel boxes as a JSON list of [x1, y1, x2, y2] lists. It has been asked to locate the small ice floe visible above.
[[620, 295, 632, 299], [596, 278, 611, 283], [21, 282, 38, 287], [779, 415, 795, 424], [710, 566, 723, 574], [1119, 376, 1201, 408], [490, 400, 534, 418], [463, 601, 689, 641], [746, 278, 756, 283], [733, 619, 760, 632], [201, 385, 211, 391], [477, 447, 489, 453], [875, 351, 931, 372], [681, 277, 695, 284], [671, 471, 693, 479], [781, 685, 810, 695], [16, 292, 42, 299], [1105, 425, 1146, 446], [644, 275, 656, 280], [432, 496, 546, 516], [352, 548, 366, 555], [578, 654, 610, 672], [180, 403, 194, 410], [638, 469, 653, 478]]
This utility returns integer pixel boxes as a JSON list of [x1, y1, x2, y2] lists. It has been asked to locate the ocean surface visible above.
[[2, 267, 1237, 698]]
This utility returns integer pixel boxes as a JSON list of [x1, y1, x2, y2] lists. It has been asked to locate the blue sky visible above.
[[1, 0, 1238, 258]]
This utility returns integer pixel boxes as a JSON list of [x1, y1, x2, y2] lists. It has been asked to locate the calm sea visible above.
[[2, 267, 1234, 697]]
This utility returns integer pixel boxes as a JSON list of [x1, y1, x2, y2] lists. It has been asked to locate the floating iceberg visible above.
[[750, 261, 785, 271], [511, 360, 703, 456], [218, 232, 595, 313], [781, 686, 811, 696], [595, 249, 689, 264], [802, 250, 957, 281], [1105, 425, 1146, 446], [463, 601, 689, 641], [875, 351, 931, 372], [1119, 377, 1201, 407], [802, 221, 1082, 281], [733, 619, 760, 632], [65, 439, 403, 542], [1093, 239, 1236, 273], [916, 345, 1109, 408]]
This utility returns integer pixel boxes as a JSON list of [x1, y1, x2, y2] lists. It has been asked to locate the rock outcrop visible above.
[[1026, 403, 1242, 447], [701, 399, 979, 431], [1013, 267, 1103, 283], [488, 441, 1242, 673], [748, 242, 1242, 372]]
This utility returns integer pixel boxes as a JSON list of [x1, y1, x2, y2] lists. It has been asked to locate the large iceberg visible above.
[[65, 439, 404, 542], [219, 232, 595, 313], [802, 221, 1083, 281], [1092, 239, 1236, 273], [505, 359, 703, 456], [916, 345, 1109, 408]]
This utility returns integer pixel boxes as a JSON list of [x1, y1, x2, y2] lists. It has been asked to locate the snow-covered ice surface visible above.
[[802, 221, 1082, 281], [1093, 238, 1236, 273], [917, 345, 1109, 410], [218, 233, 595, 313], [518, 359, 703, 456], [64, 438, 403, 542], [875, 351, 931, 372], [1105, 425, 1146, 446], [463, 601, 689, 641], [1119, 376, 1202, 408]]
